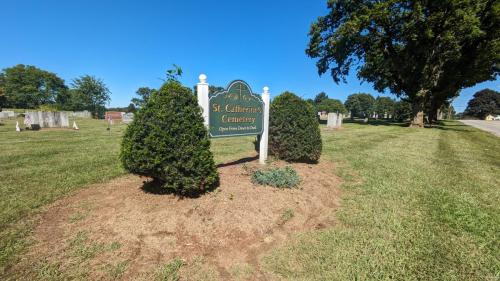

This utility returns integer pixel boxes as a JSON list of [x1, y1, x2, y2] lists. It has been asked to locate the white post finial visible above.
[[199, 74, 207, 84], [259, 86, 270, 164], [197, 74, 209, 126]]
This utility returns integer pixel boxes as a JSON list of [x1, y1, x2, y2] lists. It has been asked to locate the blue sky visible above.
[[1, 0, 497, 111]]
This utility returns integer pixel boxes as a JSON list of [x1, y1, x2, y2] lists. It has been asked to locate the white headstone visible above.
[[122, 112, 134, 124], [327, 113, 338, 128], [336, 113, 343, 128], [16, 121, 21, 132]]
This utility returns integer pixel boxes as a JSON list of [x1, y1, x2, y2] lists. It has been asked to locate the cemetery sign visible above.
[[208, 80, 264, 138]]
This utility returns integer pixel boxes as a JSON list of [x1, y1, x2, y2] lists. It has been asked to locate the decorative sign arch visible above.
[[208, 80, 264, 138]]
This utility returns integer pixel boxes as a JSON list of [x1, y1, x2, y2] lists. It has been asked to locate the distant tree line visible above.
[[308, 91, 455, 122], [0, 64, 111, 118]]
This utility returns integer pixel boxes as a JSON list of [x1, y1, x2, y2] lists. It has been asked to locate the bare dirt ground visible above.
[[13, 159, 340, 280]]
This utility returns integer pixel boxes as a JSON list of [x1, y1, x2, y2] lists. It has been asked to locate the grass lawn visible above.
[[0, 118, 499, 280], [264, 121, 500, 280]]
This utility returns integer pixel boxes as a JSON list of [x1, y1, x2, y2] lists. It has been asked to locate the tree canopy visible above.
[[0, 64, 67, 108], [131, 87, 156, 109], [344, 93, 375, 118], [307, 0, 500, 127], [70, 75, 111, 118], [314, 92, 329, 105], [374, 97, 396, 117], [464, 89, 500, 119], [317, 98, 347, 114]]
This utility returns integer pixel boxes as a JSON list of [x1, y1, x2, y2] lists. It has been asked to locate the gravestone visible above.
[[327, 113, 338, 128], [24, 112, 69, 128], [336, 113, 343, 128], [122, 113, 134, 124]]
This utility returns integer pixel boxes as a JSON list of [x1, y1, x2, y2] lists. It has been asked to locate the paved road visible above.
[[460, 120, 500, 137]]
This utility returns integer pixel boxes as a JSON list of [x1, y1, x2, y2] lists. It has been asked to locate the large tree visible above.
[[307, 0, 499, 127], [344, 93, 375, 118], [131, 87, 156, 109], [71, 75, 111, 118], [464, 88, 500, 119], [0, 64, 67, 109]]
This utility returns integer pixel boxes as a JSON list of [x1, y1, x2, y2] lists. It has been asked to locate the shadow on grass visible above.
[[431, 121, 474, 133], [217, 155, 259, 168], [344, 119, 409, 127], [141, 177, 220, 198]]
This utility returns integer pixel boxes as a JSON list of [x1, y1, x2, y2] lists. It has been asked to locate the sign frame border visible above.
[[208, 80, 264, 138]]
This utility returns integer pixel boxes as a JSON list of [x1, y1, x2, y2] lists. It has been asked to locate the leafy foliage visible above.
[[69, 75, 111, 118], [131, 87, 156, 109], [120, 79, 218, 195], [313, 92, 328, 105], [0, 64, 67, 109], [464, 89, 500, 119], [317, 98, 347, 114], [393, 100, 412, 121], [251, 166, 300, 188], [307, 0, 500, 127], [374, 97, 396, 118], [269, 92, 322, 163], [344, 93, 375, 118]]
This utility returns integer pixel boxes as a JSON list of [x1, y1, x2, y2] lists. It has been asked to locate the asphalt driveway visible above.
[[460, 120, 500, 137]]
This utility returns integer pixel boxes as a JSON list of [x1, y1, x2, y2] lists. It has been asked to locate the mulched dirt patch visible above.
[[14, 159, 341, 280]]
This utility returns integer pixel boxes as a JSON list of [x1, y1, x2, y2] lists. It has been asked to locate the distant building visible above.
[[105, 111, 124, 122], [485, 114, 494, 121]]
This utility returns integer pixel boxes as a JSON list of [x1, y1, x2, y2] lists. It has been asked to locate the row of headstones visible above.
[[0, 111, 16, 119], [0, 110, 91, 120], [371, 113, 393, 119], [327, 113, 343, 128]]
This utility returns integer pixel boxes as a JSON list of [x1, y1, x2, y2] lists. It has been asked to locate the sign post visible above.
[[197, 74, 269, 164], [259, 87, 270, 164]]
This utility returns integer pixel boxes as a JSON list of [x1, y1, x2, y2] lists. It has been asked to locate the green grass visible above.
[[263, 121, 500, 280], [1, 118, 499, 280]]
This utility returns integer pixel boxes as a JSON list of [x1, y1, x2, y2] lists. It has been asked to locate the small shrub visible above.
[[251, 166, 300, 188], [269, 92, 322, 162], [120, 78, 219, 195]]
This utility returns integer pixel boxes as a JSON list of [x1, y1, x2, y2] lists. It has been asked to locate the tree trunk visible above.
[[410, 100, 424, 128]]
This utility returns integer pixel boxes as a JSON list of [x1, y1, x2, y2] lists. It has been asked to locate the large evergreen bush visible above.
[[269, 92, 322, 162], [120, 79, 218, 195]]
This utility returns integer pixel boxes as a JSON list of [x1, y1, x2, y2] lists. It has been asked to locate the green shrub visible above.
[[251, 166, 300, 188], [269, 92, 322, 162], [120, 79, 219, 195]]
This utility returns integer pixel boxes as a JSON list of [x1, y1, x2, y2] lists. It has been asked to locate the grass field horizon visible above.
[[1, 118, 499, 280]]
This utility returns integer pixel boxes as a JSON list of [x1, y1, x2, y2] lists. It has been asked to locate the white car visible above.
[[494, 115, 500, 121]]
